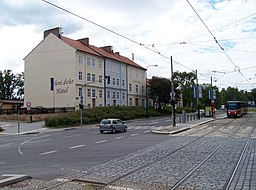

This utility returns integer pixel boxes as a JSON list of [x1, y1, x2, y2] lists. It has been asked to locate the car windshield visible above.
[[100, 119, 111, 124]]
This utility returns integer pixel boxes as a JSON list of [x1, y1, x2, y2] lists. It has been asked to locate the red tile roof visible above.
[[61, 36, 101, 57], [60, 35, 146, 70]]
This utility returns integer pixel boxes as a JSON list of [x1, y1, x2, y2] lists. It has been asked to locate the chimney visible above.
[[78, 38, 89, 45], [44, 27, 62, 39], [101, 46, 113, 53], [131, 53, 134, 61], [115, 52, 120, 55]]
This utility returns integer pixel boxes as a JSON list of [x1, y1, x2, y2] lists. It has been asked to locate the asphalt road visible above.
[[0, 117, 174, 180]]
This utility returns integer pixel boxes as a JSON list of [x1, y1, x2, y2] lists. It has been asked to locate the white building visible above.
[[24, 27, 146, 110]]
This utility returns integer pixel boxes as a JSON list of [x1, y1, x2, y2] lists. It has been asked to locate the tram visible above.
[[227, 101, 247, 118]]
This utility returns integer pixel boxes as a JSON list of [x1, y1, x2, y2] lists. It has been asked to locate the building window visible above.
[[142, 99, 145, 107], [92, 74, 96, 82], [79, 71, 82, 80], [122, 80, 125, 87], [99, 90, 103, 98], [129, 83, 132, 91], [117, 92, 120, 99], [116, 78, 119, 86], [92, 89, 96, 98], [113, 78, 116, 85], [129, 98, 132, 106], [87, 73, 91, 81], [136, 85, 138, 93], [87, 57, 91, 66], [99, 75, 103, 83], [87, 89, 91, 97], [92, 58, 96, 67], [113, 92, 116, 99], [79, 88, 82, 97], [142, 86, 144, 94], [122, 92, 125, 99], [78, 55, 83, 64], [99, 61, 103, 68], [107, 91, 110, 98]]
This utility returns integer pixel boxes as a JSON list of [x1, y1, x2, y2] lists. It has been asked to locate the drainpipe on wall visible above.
[[104, 58, 107, 107]]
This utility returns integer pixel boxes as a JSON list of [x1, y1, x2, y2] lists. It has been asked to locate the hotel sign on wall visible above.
[[50, 77, 74, 94]]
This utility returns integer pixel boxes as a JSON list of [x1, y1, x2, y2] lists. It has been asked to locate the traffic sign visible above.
[[26, 101, 31, 107]]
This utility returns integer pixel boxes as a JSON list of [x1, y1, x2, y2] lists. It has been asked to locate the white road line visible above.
[[18, 147, 23, 155], [66, 134, 84, 138], [32, 139, 52, 143], [95, 140, 108, 144], [115, 136, 124, 140], [0, 162, 5, 165], [18, 135, 38, 155], [39, 150, 57, 156], [37, 134, 51, 139], [69, 145, 85, 149], [143, 130, 151, 133], [130, 133, 138, 136]]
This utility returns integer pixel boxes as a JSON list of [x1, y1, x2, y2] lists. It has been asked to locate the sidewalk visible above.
[[152, 114, 226, 135]]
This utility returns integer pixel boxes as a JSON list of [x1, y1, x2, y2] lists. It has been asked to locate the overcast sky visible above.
[[0, 0, 255, 91]]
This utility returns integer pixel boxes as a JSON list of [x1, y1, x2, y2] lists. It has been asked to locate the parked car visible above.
[[99, 119, 127, 134]]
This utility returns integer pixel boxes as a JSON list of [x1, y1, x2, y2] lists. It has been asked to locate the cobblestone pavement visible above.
[[1, 114, 255, 190]]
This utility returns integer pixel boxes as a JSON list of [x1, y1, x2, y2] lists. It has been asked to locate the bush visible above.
[[45, 106, 166, 128], [0, 127, 4, 132]]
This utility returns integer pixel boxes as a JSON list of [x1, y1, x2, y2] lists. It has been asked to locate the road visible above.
[[2, 111, 255, 189], [0, 117, 173, 180]]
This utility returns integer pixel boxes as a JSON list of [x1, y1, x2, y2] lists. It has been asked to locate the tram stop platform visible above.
[[151, 115, 224, 135]]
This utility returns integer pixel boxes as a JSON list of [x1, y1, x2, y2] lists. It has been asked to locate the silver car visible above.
[[99, 119, 127, 134]]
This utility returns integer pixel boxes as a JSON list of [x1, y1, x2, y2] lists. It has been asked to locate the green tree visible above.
[[0, 70, 24, 100], [148, 76, 171, 110], [173, 71, 196, 107]]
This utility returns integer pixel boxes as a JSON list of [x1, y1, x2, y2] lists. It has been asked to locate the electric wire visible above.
[[42, 0, 196, 74], [187, 12, 256, 42], [186, 0, 255, 89], [42, 0, 254, 90]]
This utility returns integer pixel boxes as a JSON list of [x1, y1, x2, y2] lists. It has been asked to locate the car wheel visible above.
[[100, 130, 104, 134], [112, 128, 116, 134], [123, 126, 127, 132]]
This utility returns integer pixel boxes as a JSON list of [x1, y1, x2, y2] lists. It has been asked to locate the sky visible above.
[[0, 0, 256, 91]]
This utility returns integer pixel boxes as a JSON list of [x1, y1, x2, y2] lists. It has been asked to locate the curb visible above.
[[151, 118, 215, 135], [0, 174, 31, 187]]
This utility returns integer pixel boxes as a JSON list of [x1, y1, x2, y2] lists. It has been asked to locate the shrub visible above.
[[45, 106, 167, 128]]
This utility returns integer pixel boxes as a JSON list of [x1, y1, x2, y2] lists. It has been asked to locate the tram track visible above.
[[39, 114, 255, 190]]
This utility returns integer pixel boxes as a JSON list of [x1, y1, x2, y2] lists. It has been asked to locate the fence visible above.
[[0, 107, 75, 115], [175, 111, 205, 124]]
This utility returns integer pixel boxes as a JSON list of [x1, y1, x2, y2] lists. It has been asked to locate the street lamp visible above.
[[146, 65, 158, 118]]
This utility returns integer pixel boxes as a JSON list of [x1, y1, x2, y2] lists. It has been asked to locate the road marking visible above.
[[95, 140, 108, 144], [18, 147, 23, 155], [143, 130, 151, 133], [18, 135, 38, 155], [130, 133, 138, 136], [115, 136, 124, 140], [0, 162, 5, 165], [66, 134, 84, 138], [37, 134, 51, 139], [69, 145, 85, 149], [32, 139, 52, 143], [39, 150, 57, 155]]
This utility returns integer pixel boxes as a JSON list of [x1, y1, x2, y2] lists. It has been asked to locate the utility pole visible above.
[[80, 86, 84, 128], [196, 70, 200, 119], [171, 56, 176, 126]]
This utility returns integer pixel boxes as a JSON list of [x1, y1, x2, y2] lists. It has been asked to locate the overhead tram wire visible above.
[[42, 0, 205, 77], [186, 0, 255, 89], [187, 12, 256, 42]]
